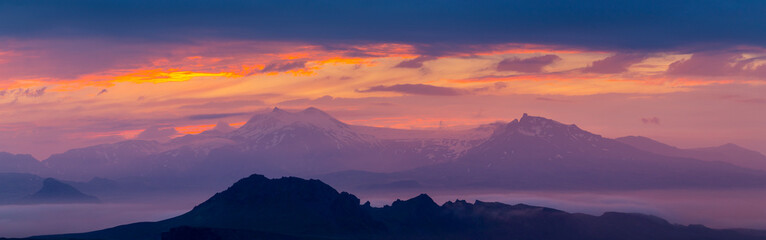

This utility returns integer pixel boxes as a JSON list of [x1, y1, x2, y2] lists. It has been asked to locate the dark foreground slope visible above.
[[33, 174, 766, 240]]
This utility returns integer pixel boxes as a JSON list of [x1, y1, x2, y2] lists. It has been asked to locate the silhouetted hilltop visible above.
[[24, 178, 99, 204], [36, 174, 766, 240]]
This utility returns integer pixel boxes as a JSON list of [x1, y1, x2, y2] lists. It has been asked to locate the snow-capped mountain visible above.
[[37, 107, 492, 185], [324, 114, 766, 190], [228, 107, 378, 151], [26, 109, 766, 192], [463, 113, 640, 161], [352, 122, 502, 164]]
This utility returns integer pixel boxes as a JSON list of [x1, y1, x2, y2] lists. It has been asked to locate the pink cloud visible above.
[[641, 117, 661, 125], [666, 51, 766, 78], [356, 84, 467, 96], [496, 55, 561, 73], [582, 53, 648, 74], [394, 56, 437, 68], [135, 126, 179, 142]]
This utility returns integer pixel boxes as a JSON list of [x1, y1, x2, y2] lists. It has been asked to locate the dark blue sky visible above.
[[2, 0, 765, 52]]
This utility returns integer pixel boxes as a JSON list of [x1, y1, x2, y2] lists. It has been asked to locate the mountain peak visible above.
[[198, 174, 341, 208], [517, 113, 568, 127], [302, 106, 325, 114], [500, 114, 593, 140], [229, 107, 365, 145], [179, 174, 383, 235], [25, 178, 99, 204], [720, 143, 743, 149], [463, 114, 623, 161], [242, 107, 347, 129]]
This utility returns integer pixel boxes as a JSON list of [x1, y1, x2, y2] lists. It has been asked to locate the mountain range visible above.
[[617, 136, 766, 171], [321, 114, 766, 190], [1, 107, 766, 195], [0, 174, 99, 204], [30, 174, 766, 240]]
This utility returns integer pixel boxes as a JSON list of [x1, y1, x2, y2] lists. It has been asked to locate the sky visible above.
[[0, 0, 765, 159]]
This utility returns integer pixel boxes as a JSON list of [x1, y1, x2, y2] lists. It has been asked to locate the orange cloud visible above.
[[50, 68, 244, 91], [176, 123, 217, 135], [111, 69, 242, 84]]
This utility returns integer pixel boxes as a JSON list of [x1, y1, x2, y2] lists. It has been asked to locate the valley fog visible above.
[[2, 189, 766, 238], [0, 193, 211, 238]]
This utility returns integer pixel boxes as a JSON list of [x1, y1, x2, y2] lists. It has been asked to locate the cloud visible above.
[[277, 95, 336, 106], [260, 60, 307, 73], [582, 53, 648, 74], [135, 126, 179, 142], [536, 97, 571, 102], [186, 112, 249, 120], [641, 117, 661, 125], [178, 98, 267, 110], [2, 1, 766, 51], [356, 84, 466, 96], [719, 94, 766, 104], [202, 121, 236, 135], [21, 87, 47, 97], [0, 87, 47, 98], [471, 82, 509, 93], [666, 52, 766, 78], [497, 55, 561, 73], [394, 56, 437, 68]]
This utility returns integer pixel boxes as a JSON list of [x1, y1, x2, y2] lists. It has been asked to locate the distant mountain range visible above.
[[322, 114, 766, 190], [0, 152, 44, 175], [1, 107, 766, 193], [0, 174, 99, 205], [616, 136, 766, 171], [30, 174, 766, 240]]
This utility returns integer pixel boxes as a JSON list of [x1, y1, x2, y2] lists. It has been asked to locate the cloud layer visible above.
[[357, 84, 466, 96]]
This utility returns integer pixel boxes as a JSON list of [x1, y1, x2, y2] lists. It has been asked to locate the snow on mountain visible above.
[[463, 113, 636, 162], [228, 107, 376, 149], [335, 113, 766, 191], [351, 122, 501, 165], [12, 109, 766, 192]]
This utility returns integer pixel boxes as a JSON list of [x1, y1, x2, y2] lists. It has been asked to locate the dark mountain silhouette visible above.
[[617, 136, 766, 171], [323, 114, 766, 190], [23, 178, 99, 204], [0, 152, 44, 175], [35, 174, 766, 240]]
